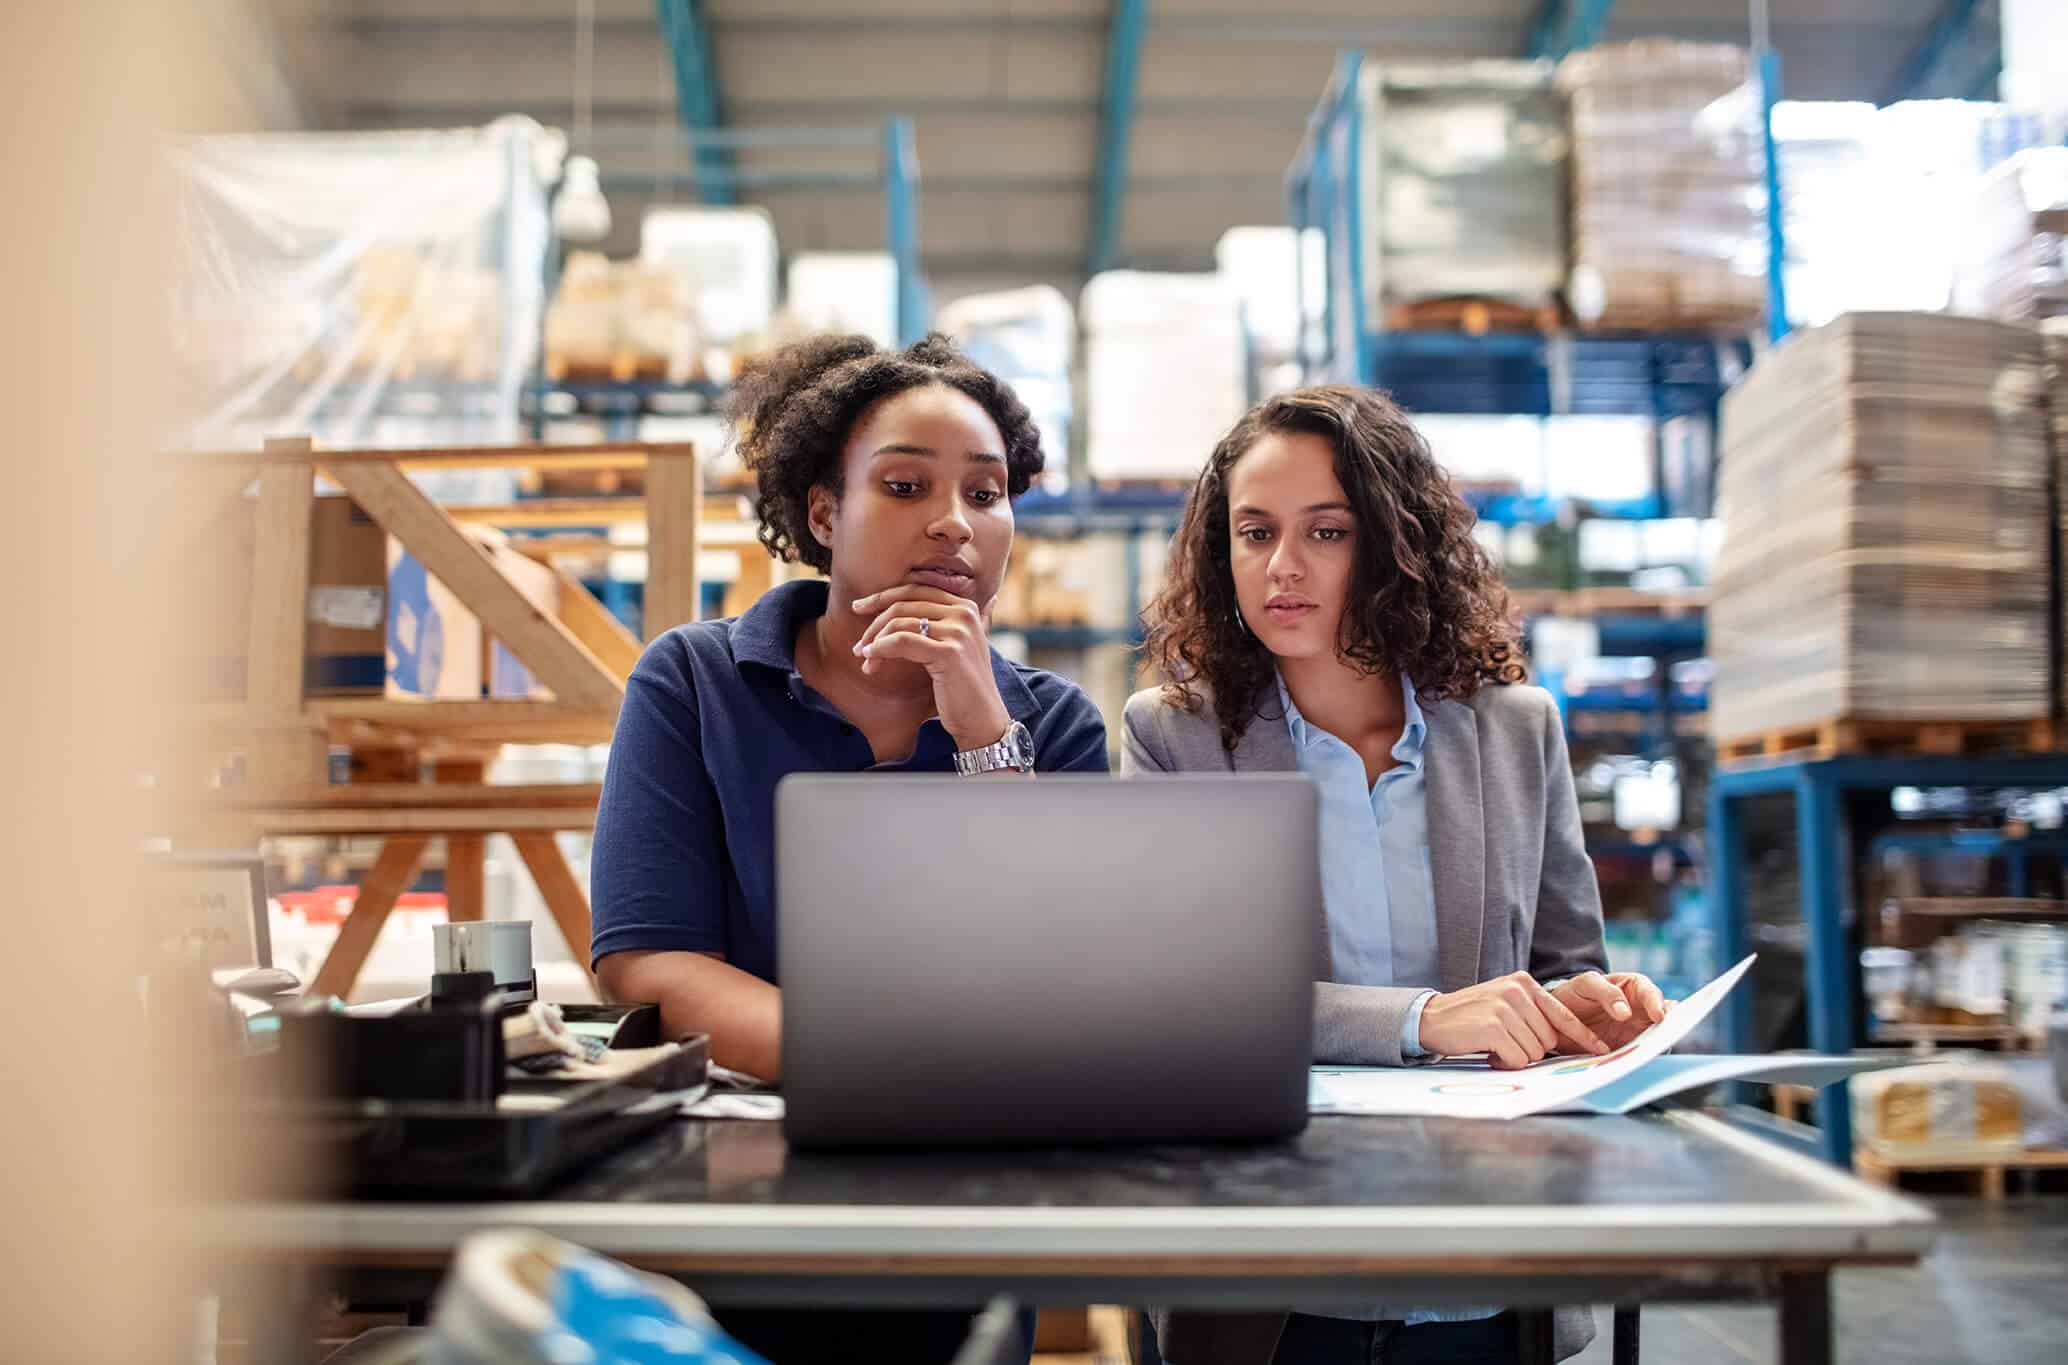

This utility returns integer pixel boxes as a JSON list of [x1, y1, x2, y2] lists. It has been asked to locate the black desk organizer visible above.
[[265, 994, 706, 1199]]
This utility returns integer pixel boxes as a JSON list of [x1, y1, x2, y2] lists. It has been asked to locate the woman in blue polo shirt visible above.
[[589, 333, 1106, 1365], [592, 331, 1109, 1072]]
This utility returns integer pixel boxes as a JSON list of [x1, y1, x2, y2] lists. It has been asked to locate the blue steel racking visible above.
[[1282, 50, 1781, 506], [1707, 753, 2068, 1166]]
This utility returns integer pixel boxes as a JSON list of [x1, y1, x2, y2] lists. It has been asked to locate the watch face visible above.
[[1009, 722, 1036, 769]]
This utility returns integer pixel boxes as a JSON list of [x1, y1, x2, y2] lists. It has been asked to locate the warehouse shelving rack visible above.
[[1707, 752, 2068, 1166], [1282, 49, 1783, 507]]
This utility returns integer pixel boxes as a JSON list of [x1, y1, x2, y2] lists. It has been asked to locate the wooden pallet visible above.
[[1510, 587, 1710, 620], [1854, 1145, 2068, 1201], [1716, 716, 2063, 765], [1385, 294, 1561, 335], [544, 349, 695, 385]]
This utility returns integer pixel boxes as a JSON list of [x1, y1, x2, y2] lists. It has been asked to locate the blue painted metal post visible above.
[[882, 117, 924, 346], [1706, 782, 1752, 1054], [653, 0, 735, 206], [1337, 58, 1373, 389], [1793, 767, 1854, 1165], [1757, 47, 1790, 345], [1525, 0, 1618, 61], [1883, 0, 1991, 105], [1087, 0, 1149, 277]]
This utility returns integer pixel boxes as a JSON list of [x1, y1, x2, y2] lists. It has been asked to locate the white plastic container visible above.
[[787, 252, 897, 348], [640, 205, 779, 343], [1081, 272, 1248, 482]]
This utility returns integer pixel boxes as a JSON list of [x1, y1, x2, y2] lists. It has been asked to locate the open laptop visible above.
[[777, 774, 1318, 1149]]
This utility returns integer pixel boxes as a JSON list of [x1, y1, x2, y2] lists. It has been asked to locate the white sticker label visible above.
[[309, 586, 385, 631]]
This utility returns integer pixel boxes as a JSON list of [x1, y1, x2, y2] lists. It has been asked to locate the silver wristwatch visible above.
[[953, 720, 1036, 776]]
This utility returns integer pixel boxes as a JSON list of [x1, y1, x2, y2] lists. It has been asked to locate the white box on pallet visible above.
[[787, 252, 897, 348], [640, 205, 778, 343], [1081, 272, 1247, 482]]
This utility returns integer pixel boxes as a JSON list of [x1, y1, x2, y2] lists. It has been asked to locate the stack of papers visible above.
[[1311, 955, 1896, 1120]]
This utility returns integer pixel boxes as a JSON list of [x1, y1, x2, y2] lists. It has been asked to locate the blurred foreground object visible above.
[[0, 2, 286, 1358]]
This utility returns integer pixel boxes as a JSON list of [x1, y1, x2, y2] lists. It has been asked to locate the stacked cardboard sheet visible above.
[[1558, 40, 1767, 331], [2045, 323, 2068, 716], [1710, 313, 2053, 741]]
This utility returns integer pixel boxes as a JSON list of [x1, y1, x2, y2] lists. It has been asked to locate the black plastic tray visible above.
[[277, 1035, 707, 1199]]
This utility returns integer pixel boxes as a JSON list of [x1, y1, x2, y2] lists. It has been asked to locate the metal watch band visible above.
[[953, 720, 1035, 776]]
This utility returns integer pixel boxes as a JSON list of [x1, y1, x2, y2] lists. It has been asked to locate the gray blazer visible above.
[[1121, 679, 1606, 1364]]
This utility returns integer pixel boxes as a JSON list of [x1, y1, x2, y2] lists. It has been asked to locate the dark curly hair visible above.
[[728, 332, 1046, 572], [1146, 385, 1526, 751]]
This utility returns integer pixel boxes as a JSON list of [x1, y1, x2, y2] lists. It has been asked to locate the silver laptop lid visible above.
[[777, 774, 1318, 1148]]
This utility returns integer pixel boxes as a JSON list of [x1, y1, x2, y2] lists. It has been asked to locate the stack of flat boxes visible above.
[[1556, 40, 1767, 332], [2047, 326, 2068, 718], [1709, 313, 2053, 743]]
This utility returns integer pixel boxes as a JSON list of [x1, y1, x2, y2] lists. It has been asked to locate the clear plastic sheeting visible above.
[[1710, 313, 2053, 742], [170, 118, 557, 490], [1771, 101, 1877, 329], [937, 285, 1074, 489], [1953, 148, 2068, 326], [1360, 60, 1566, 312], [1215, 226, 1324, 399], [1775, 100, 2051, 325], [1558, 41, 1767, 332]]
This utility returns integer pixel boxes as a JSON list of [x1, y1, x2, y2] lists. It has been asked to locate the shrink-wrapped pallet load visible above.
[[1558, 40, 1767, 331], [1952, 148, 2068, 327], [1357, 61, 1566, 319]]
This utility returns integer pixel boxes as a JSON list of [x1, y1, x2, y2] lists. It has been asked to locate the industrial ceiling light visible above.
[[552, 0, 611, 243], [554, 154, 612, 243]]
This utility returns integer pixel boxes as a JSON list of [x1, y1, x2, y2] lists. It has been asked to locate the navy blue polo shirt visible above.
[[588, 578, 1111, 981]]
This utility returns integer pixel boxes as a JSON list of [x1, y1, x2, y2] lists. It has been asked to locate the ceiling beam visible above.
[[1524, 0, 1618, 61], [1087, 0, 1149, 278], [654, 0, 734, 205], [1883, 0, 1999, 105]]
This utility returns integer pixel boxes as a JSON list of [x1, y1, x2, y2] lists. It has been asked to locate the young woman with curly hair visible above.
[[1125, 386, 1666, 1365]]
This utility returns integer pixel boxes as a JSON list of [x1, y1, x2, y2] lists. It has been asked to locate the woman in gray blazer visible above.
[[1122, 385, 1668, 1365]]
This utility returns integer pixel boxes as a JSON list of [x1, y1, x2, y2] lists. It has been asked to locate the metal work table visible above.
[[219, 1109, 1931, 1364]]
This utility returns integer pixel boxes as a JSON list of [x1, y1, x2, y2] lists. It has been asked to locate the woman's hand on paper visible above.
[[1550, 971, 1670, 1053], [1418, 970, 1611, 1070]]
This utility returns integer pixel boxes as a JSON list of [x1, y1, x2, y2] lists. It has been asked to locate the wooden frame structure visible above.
[[187, 437, 701, 997]]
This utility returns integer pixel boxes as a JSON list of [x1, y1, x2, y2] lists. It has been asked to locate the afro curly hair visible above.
[[728, 332, 1046, 573]]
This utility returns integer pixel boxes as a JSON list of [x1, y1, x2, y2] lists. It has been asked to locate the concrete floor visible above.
[[1568, 1194, 2068, 1365]]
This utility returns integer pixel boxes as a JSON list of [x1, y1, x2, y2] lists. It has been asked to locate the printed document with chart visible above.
[[1309, 955, 1895, 1120]]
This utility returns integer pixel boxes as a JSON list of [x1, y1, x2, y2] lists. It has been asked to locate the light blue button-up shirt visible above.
[[1281, 672, 1500, 1326]]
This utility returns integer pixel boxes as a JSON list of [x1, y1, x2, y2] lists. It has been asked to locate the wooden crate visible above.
[[1716, 715, 2063, 766], [177, 436, 705, 998]]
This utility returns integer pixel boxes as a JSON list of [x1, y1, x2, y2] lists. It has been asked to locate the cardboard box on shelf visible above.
[[384, 538, 484, 701], [185, 493, 389, 701]]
